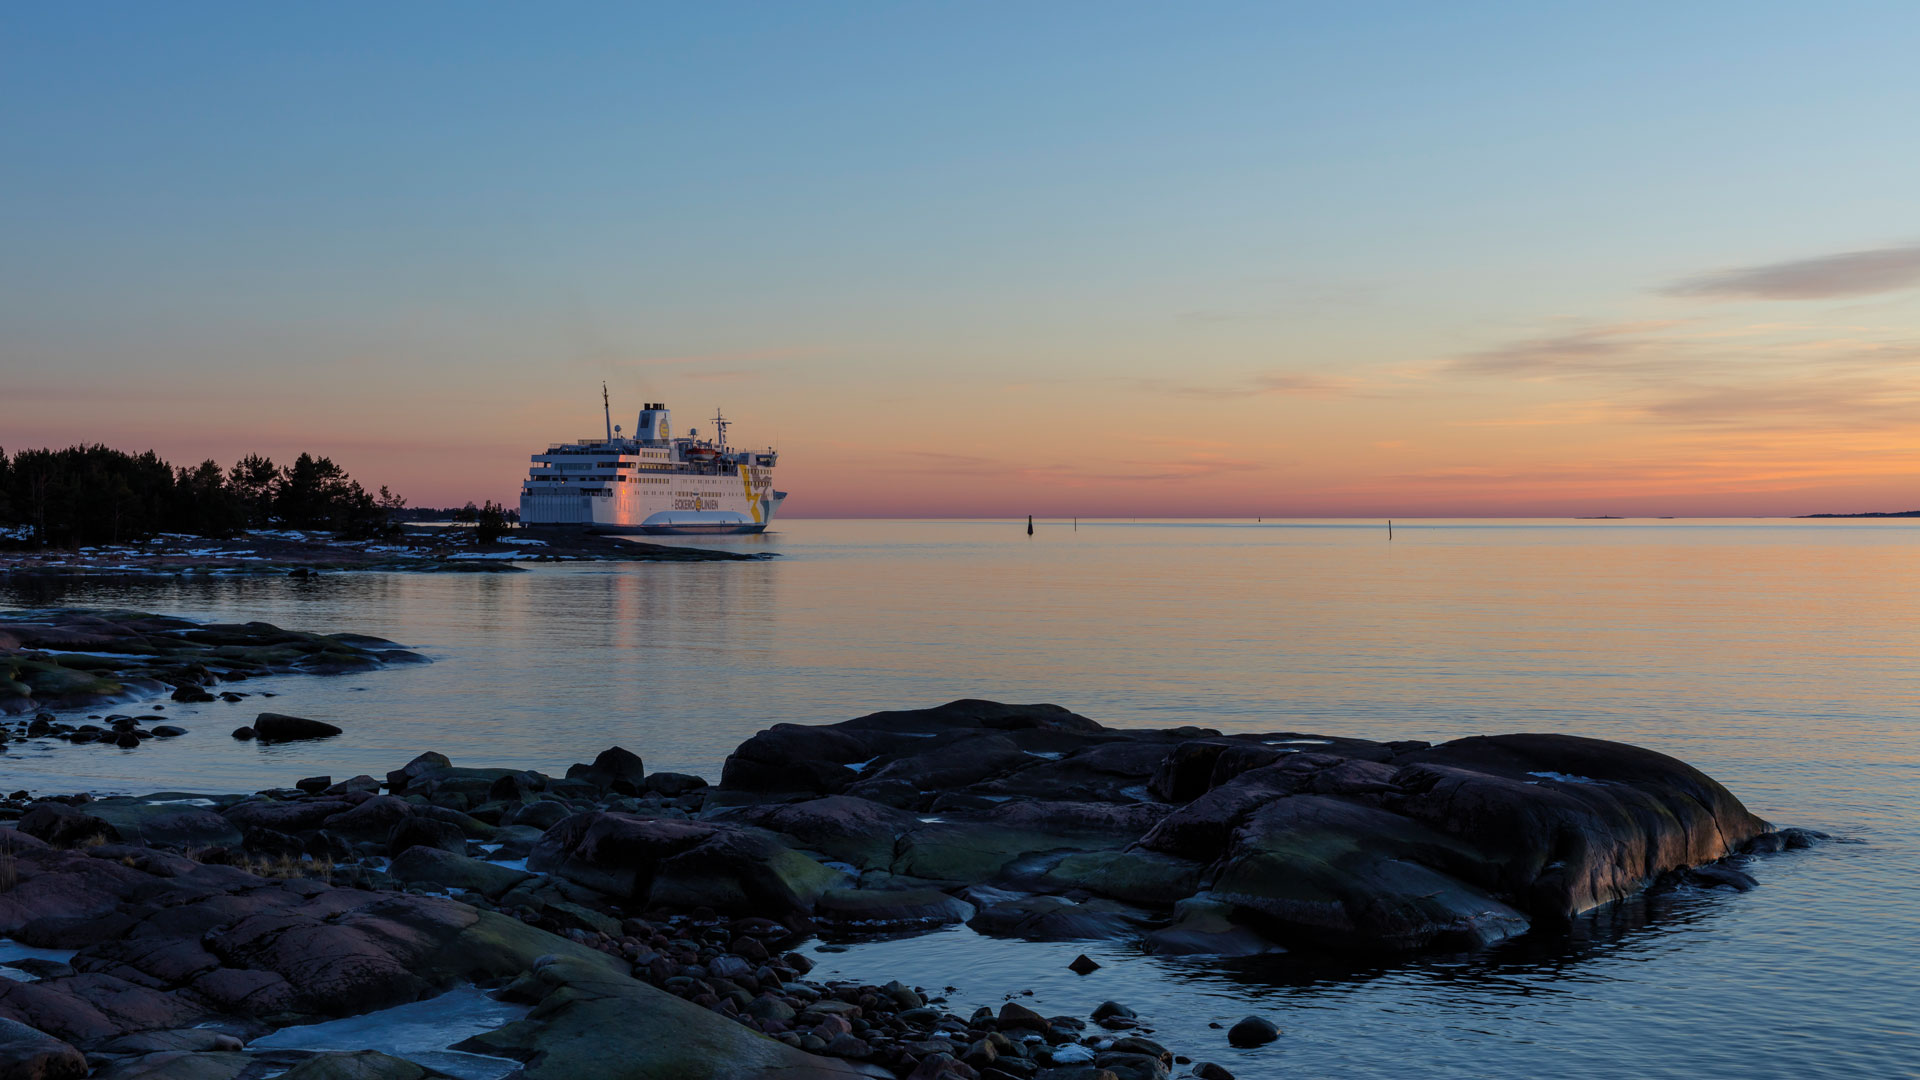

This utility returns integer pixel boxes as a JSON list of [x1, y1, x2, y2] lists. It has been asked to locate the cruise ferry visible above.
[[519, 390, 785, 534]]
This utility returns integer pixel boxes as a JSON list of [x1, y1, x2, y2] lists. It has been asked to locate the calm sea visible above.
[[4, 519, 1916, 1078]]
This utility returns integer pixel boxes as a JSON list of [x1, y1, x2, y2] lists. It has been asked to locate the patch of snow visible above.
[[484, 857, 531, 873], [845, 755, 882, 773], [496, 537, 547, 546], [1528, 771, 1600, 785], [444, 552, 513, 560], [1265, 738, 1334, 745], [1049, 1045, 1095, 1064], [1023, 751, 1063, 760], [146, 798, 217, 807], [916, 817, 945, 824]]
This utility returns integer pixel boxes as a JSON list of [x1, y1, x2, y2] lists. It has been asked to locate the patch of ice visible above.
[[484, 857, 531, 873], [1528, 771, 1599, 785], [1023, 751, 1063, 760], [0, 941, 78, 966], [916, 817, 945, 824], [1264, 738, 1334, 745], [1049, 1045, 1095, 1064], [36, 649, 161, 660], [444, 552, 512, 560], [146, 798, 217, 807], [247, 984, 527, 1080], [820, 860, 860, 876], [496, 537, 547, 546], [845, 756, 881, 774]]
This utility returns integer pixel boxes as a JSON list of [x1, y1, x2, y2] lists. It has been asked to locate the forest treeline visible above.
[[0, 444, 405, 546]]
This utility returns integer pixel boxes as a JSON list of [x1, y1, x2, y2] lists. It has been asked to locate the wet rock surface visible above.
[[0, 699, 1806, 1079]]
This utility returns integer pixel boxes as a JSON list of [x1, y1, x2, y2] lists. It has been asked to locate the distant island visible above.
[[1801, 510, 1920, 518]]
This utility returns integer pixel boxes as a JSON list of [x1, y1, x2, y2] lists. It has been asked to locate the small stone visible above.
[[824, 1033, 870, 1058], [1227, 1015, 1279, 1047], [997, 1001, 1049, 1032], [231, 726, 257, 740], [1068, 953, 1101, 975], [1193, 1064, 1236, 1080]]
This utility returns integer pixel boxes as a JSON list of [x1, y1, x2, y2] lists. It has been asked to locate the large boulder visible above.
[[84, 802, 242, 850], [718, 796, 920, 869], [530, 812, 841, 917], [386, 817, 467, 858], [386, 752, 451, 794], [251, 713, 343, 741], [17, 804, 120, 848], [566, 746, 646, 793], [222, 798, 354, 834], [0, 1017, 86, 1080], [1209, 794, 1529, 950], [718, 699, 1103, 797], [1390, 734, 1770, 920]]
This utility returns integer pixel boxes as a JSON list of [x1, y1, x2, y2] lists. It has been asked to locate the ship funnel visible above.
[[636, 403, 672, 442]]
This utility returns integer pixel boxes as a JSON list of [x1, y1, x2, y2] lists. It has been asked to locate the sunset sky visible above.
[[6, 2, 1920, 516]]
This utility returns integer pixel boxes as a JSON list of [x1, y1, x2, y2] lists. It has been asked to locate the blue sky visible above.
[[6, 2, 1920, 514]]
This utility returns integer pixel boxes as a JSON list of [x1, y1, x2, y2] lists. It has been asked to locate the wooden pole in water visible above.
[[1027, 515, 1034, 536], [1388, 520, 1394, 540]]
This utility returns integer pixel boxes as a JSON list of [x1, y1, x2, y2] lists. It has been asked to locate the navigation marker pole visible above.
[[1388, 520, 1394, 540], [1028, 515, 1034, 536]]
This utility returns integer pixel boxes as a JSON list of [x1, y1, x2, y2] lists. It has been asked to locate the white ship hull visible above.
[[520, 464, 785, 535], [518, 401, 785, 535]]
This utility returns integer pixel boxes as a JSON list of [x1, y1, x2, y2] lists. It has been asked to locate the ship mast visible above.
[[712, 407, 730, 450], [602, 382, 613, 443]]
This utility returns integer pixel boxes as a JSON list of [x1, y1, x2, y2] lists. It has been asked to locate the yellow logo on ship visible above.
[[739, 464, 763, 523]]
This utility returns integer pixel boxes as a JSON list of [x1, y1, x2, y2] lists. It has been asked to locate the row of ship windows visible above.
[[532, 476, 684, 484], [537, 457, 687, 466], [532, 478, 732, 491]]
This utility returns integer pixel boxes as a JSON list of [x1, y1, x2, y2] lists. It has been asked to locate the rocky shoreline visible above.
[[0, 525, 769, 582], [1, 609, 428, 720], [0, 700, 1816, 1080]]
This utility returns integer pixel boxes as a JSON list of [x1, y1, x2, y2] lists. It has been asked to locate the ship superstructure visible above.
[[519, 389, 784, 534]]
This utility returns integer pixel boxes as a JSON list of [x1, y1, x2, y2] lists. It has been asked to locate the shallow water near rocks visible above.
[[6, 518, 1920, 1078]]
